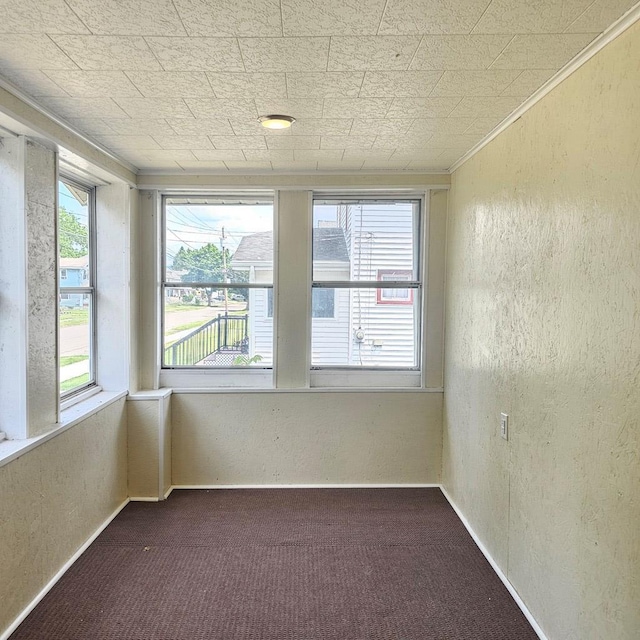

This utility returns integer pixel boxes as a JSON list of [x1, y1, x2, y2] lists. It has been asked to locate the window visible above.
[[266, 288, 335, 319], [58, 178, 96, 397], [311, 198, 421, 369], [377, 270, 413, 304], [162, 196, 273, 368], [312, 288, 335, 318]]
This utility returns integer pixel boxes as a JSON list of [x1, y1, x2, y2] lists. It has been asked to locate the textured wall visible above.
[[0, 400, 127, 636], [444, 21, 640, 640], [127, 393, 172, 500], [127, 399, 162, 499], [25, 140, 58, 436], [172, 392, 442, 485]]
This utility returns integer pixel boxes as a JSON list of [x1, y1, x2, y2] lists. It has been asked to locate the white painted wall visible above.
[[96, 182, 134, 391], [0, 134, 28, 439], [0, 137, 58, 439], [24, 139, 58, 436], [444, 20, 640, 640]]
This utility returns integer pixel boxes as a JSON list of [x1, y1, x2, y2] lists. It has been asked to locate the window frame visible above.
[[160, 193, 275, 372], [58, 174, 97, 400], [310, 195, 423, 373]]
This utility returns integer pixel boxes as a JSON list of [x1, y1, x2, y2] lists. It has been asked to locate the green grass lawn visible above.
[[60, 308, 89, 327], [165, 302, 248, 314], [166, 320, 204, 336], [60, 355, 88, 367], [164, 303, 220, 313], [166, 310, 248, 336], [60, 373, 90, 392]]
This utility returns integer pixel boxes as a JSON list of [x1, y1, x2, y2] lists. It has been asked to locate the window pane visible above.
[[266, 289, 336, 319], [311, 288, 418, 368], [163, 286, 272, 367], [60, 293, 92, 393], [165, 198, 273, 285], [59, 181, 90, 287], [312, 201, 417, 282], [312, 288, 335, 318]]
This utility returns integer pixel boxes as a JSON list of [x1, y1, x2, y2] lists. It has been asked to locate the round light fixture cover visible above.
[[258, 115, 296, 129]]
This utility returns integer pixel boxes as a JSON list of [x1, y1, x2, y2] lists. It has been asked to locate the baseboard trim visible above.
[[1, 498, 130, 640], [171, 483, 441, 490], [128, 488, 174, 502], [440, 487, 548, 640]]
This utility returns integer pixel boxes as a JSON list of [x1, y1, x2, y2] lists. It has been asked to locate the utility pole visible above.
[[221, 226, 229, 315]]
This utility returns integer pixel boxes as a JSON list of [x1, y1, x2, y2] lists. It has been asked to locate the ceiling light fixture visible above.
[[258, 115, 296, 129]]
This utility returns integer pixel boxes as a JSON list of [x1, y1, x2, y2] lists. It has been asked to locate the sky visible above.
[[59, 180, 88, 223], [166, 203, 273, 267], [165, 202, 343, 269]]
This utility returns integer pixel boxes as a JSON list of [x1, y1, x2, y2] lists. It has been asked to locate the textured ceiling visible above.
[[0, 0, 635, 173]]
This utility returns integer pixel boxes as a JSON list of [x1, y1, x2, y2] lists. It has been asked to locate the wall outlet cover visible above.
[[500, 413, 509, 440]]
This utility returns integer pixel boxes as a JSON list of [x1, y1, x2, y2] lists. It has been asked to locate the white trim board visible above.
[[0, 499, 130, 640], [136, 174, 451, 189], [440, 487, 549, 640], [171, 483, 441, 490], [169, 387, 443, 394], [450, 1, 640, 174]]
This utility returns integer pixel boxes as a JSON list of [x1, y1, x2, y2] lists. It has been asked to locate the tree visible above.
[[173, 243, 230, 306], [59, 206, 88, 258]]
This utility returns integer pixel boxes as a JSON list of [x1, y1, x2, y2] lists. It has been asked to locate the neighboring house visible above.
[[165, 268, 189, 299], [232, 204, 416, 367], [59, 256, 88, 308], [335, 202, 416, 367], [232, 228, 350, 366]]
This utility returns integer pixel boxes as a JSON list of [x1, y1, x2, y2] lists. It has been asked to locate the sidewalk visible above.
[[60, 359, 89, 382]]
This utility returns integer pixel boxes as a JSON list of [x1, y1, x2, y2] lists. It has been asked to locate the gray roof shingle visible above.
[[233, 228, 349, 264]]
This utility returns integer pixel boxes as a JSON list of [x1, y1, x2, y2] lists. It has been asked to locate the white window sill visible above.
[[159, 368, 444, 392], [311, 369, 422, 388], [159, 368, 274, 389], [0, 390, 127, 469], [60, 384, 103, 411]]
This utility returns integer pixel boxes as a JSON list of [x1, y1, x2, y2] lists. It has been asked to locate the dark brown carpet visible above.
[[11, 489, 538, 640]]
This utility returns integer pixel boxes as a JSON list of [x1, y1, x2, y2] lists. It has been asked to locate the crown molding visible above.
[[449, 1, 640, 174]]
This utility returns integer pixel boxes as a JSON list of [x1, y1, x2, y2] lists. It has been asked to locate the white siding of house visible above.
[[249, 287, 273, 366], [337, 204, 352, 251], [311, 287, 350, 365], [348, 288, 417, 367], [328, 203, 418, 368]]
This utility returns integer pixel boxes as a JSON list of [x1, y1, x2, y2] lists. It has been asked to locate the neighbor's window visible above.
[[58, 178, 96, 396], [162, 196, 273, 368], [266, 288, 335, 319], [377, 270, 413, 304], [311, 198, 421, 368]]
